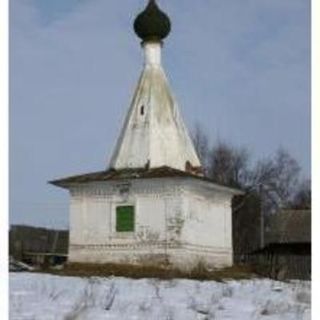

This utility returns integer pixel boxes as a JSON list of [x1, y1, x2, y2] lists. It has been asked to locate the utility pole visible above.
[[260, 184, 265, 249], [51, 230, 59, 254]]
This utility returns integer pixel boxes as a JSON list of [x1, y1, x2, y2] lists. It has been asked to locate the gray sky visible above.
[[10, 0, 310, 228]]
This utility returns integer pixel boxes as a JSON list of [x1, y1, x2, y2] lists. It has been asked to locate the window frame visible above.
[[115, 205, 135, 233]]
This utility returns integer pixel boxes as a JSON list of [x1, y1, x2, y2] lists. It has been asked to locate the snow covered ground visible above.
[[10, 272, 311, 320]]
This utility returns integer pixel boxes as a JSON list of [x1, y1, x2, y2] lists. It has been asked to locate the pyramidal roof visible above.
[[50, 2, 244, 193], [109, 1, 202, 174]]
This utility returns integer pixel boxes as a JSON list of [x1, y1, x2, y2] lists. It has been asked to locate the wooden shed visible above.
[[251, 210, 311, 280]]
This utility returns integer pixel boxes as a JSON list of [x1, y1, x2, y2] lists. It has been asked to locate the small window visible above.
[[140, 105, 145, 115], [116, 206, 135, 232]]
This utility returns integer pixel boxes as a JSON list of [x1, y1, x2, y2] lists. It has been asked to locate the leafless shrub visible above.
[[149, 279, 162, 300], [104, 282, 117, 310], [222, 286, 233, 298]]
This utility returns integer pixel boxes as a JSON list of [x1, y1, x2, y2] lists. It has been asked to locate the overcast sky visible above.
[[10, 0, 310, 228]]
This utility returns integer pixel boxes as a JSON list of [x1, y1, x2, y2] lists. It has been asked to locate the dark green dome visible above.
[[134, 0, 171, 42]]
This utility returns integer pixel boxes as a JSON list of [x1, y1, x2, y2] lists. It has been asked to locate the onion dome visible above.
[[134, 0, 171, 42]]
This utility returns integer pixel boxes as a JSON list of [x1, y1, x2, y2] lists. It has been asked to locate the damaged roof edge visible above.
[[48, 166, 244, 195]]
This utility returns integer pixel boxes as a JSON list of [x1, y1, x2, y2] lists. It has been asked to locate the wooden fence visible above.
[[235, 243, 311, 281]]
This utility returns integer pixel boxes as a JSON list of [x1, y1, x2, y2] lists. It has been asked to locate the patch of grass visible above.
[[36, 263, 257, 282]]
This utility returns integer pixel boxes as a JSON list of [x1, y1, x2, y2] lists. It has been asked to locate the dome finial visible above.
[[134, 0, 171, 42]]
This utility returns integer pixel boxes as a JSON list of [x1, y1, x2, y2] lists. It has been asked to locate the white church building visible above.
[[51, 0, 242, 270]]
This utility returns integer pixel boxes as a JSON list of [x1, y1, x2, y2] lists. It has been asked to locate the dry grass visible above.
[[37, 262, 257, 282]]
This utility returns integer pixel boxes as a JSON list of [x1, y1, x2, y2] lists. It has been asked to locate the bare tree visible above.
[[288, 179, 311, 209], [232, 192, 261, 260], [192, 123, 210, 173], [191, 124, 308, 258], [207, 141, 250, 189], [251, 148, 301, 213]]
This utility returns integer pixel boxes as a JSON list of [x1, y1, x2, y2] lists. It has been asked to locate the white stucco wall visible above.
[[68, 177, 236, 269], [180, 182, 233, 267]]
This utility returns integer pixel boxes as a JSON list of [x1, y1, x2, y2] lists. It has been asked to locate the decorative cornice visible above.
[[69, 242, 231, 255]]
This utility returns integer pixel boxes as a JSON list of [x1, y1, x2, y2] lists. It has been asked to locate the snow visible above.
[[10, 273, 311, 320]]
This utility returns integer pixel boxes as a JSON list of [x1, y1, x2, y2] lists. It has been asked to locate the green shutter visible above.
[[116, 206, 135, 232]]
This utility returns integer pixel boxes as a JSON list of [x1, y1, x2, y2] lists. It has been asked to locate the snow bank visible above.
[[10, 273, 310, 320]]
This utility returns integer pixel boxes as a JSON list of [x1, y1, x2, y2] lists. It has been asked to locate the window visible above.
[[140, 105, 144, 115], [116, 206, 135, 232]]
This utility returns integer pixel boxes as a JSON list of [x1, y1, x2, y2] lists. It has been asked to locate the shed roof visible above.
[[9, 225, 69, 255], [49, 166, 243, 195], [265, 210, 311, 244]]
